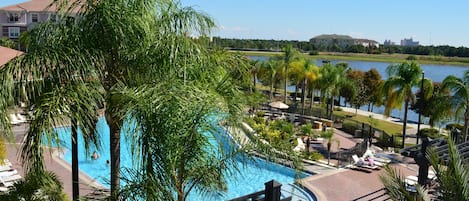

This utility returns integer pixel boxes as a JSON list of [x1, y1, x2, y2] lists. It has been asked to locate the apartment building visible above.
[[0, 0, 70, 41]]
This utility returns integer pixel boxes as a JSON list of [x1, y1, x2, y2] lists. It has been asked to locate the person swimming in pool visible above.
[[91, 151, 99, 160]]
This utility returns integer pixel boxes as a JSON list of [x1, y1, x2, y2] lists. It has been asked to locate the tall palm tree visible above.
[[319, 63, 349, 120], [383, 62, 432, 147], [259, 59, 281, 101], [249, 60, 261, 93], [1, 0, 223, 199], [281, 45, 299, 104], [442, 70, 469, 142], [1, 18, 104, 200]]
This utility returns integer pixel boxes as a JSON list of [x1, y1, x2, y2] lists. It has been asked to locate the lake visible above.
[[250, 56, 468, 126]]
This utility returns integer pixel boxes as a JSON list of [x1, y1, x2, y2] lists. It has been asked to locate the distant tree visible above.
[[364, 68, 384, 112]]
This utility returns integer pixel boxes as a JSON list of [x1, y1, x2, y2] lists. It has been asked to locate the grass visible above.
[[334, 110, 404, 135], [236, 50, 469, 67]]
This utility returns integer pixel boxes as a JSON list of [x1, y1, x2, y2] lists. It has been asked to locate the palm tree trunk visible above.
[[402, 100, 409, 148], [330, 95, 334, 120], [252, 73, 256, 93], [294, 83, 298, 103], [309, 88, 314, 115], [284, 65, 288, 104], [107, 115, 121, 199], [301, 79, 307, 115], [464, 107, 468, 142], [71, 115, 79, 201]]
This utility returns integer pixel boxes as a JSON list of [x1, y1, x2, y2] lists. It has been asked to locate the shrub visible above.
[[253, 116, 265, 125], [420, 128, 440, 139], [309, 50, 319, 55], [406, 55, 417, 60], [300, 123, 312, 135], [303, 151, 324, 161], [446, 123, 463, 131], [255, 111, 265, 117]]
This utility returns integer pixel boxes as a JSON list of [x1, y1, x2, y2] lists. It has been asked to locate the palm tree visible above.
[[259, 59, 281, 101], [249, 60, 261, 93], [1, 20, 103, 200], [116, 78, 244, 201], [281, 45, 299, 104], [442, 70, 469, 142], [1, 0, 224, 199], [380, 138, 469, 201], [383, 62, 432, 147], [319, 63, 349, 120]]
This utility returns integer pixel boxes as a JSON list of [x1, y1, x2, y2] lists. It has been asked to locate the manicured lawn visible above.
[[334, 111, 404, 135]]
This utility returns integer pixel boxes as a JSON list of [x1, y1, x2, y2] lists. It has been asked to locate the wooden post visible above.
[[265, 180, 282, 201]]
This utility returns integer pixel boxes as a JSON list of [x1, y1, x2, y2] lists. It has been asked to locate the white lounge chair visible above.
[[16, 114, 27, 122], [1, 174, 22, 183], [362, 149, 392, 164], [404, 175, 418, 192], [352, 154, 379, 170], [293, 138, 306, 152], [8, 114, 22, 125], [0, 169, 17, 178]]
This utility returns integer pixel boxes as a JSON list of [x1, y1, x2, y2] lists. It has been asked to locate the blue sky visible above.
[[2, 0, 468, 47]]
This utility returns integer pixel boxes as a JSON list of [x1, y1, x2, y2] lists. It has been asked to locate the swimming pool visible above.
[[56, 117, 315, 200]]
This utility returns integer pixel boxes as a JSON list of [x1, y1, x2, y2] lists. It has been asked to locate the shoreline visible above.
[[236, 50, 469, 67]]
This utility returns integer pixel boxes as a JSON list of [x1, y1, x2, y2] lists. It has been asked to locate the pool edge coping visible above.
[[50, 148, 108, 190]]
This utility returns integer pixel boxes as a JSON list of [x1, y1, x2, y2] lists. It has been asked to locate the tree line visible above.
[[212, 37, 469, 57], [249, 45, 469, 147]]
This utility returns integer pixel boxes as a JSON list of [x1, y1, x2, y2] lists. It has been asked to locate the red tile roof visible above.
[[0, 0, 55, 12], [0, 46, 23, 67], [0, 0, 80, 12]]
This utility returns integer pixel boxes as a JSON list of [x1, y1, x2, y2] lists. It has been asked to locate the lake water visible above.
[[250, 56, 468, 125]]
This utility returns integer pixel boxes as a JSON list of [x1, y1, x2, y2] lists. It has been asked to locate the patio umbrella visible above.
[[269, 101, 289, 109]]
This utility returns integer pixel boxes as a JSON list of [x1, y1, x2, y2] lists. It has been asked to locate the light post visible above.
[[416, 71, 424, 144]]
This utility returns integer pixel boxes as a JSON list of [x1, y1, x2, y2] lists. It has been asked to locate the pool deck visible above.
[[298, 128, 420, 201], [7, 119, 422, 200], [6, 124, 105, 200]]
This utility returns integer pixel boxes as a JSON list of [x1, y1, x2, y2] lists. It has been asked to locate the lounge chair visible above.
[[0, 169, 17, 178], [16, 114, 27, 122], [362, 149, 392, 164], [352, 154, 379, 170], [8, 114, 22, 125], [1, 174, 22, 183], [404, 175, 418, 192], [293, 138, 306, 152]]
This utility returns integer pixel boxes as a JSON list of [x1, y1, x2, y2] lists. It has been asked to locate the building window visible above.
[[49, 13, 57, 22], [31, 13, 38, 23], [8, 27, 20, 38], [8, 13, 20, 22]]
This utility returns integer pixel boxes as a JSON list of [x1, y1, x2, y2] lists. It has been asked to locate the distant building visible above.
[[400, 38, 419, 46], [0, 0, 78, 42], [383, 40, 396, 46], [310, 34, 378, 48]]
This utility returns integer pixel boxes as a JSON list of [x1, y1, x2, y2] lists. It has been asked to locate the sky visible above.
[[2, 0, 469, 47]]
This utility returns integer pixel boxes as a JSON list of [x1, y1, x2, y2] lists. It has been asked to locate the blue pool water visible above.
[[56, 117, 313, 200]]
